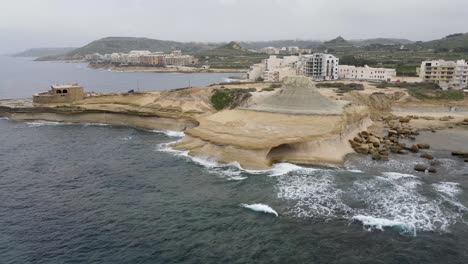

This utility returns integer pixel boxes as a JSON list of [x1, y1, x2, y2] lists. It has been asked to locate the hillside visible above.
[[240, 40, 323, 50], [195, 42, 267, 69], [350, 38, 413, 46], [13, 47, 76, 57], [410, 33, 468, 51], [64, 37, 218, 57]]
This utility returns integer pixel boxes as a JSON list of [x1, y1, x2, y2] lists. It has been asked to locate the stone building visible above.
[[33, 84, 85, 104]]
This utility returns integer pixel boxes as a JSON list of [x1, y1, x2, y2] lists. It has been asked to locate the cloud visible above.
[[1, 0, 467, 53]]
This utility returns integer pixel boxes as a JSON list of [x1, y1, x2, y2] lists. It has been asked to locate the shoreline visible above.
[[88, 64, 247, 74], [1, 80, 467, 169]]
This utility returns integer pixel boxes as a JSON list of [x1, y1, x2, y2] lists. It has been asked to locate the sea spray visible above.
[[351, 215, 416, 236], [241, 203, 279, 217]]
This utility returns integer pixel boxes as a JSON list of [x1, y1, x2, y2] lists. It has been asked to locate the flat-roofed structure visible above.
[[33, 84, 85, 104]]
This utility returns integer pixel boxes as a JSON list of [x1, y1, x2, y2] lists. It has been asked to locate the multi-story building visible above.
[[419, 60, 468, 89], [297, 54, 339, 80], [247, 55, 299, 82], [338, 65, 396, 81], [454, 60, 468, 89]]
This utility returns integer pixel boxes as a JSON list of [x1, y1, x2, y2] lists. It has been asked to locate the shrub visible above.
[[270, 83, 282, 88], [211, 90, 233, 110]]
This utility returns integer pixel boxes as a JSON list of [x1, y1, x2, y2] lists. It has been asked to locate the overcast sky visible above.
[[1, 0, 467, 53]]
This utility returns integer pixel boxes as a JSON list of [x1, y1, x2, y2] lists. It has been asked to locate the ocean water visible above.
[[0, 56, 241, 99], [1, 58, 468, 263]]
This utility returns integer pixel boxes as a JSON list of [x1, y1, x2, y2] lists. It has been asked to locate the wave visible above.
[[149, 129, 185, 138], [433, 182, 467, 211], [351, 215, 416, 236], [241, 203, 278, 217], [25, 121, 73, 127], [0, 117, 10, 120], [433, 182, 462, 198]]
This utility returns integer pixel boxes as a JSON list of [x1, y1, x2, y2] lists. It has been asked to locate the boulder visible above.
[[380, 156, 389, 161], [414, 164, 427, 172], [399, 117, 411, 123], [388, 130, 398, 136], [390, 146, 401, 153], [430, 160, 442, 166], [420, 153, 434, 160], [353, 137, 363, 143], [428, 167, 437, 173], [439, 116, 450, 121], [464, 118, 468, 122], [356, 144, 370, 154], [451, 151, 468, 158], [417, 144, 430, 149], [398, 149, 409, 155], [372, 153, 382, 160], [409, 145, 420, 153]]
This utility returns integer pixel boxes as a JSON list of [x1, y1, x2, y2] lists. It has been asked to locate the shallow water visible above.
[[0, 119, 467, 263]]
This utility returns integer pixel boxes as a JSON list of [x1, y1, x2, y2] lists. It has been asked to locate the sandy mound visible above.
[[248, 77, 345, 115]]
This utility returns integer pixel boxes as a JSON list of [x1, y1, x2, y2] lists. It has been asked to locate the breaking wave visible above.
[[150, 129, 185, 138], [155, 140, 467, 235], [351, 215, 416, 236], [241, 203, 278, 217], [276, 169, 466, 235]]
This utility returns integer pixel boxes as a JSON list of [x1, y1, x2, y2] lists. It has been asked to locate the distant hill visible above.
[[240, 40, 323, 50], [13, 47, 76, 57], [350, 38, 413, 46], [195, 41, 267, 69], [410, 33, 468, 51], [199, 41, 255, 56], [63, 37, 218, 57]]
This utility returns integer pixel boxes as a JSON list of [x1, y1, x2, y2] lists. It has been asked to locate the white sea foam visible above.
[[0, 117, 9, 120], [82, 122, 110, 127], [276, 170, 352, 218], [25, 121, 71, 127], [433, 182, 462, 197], [352, 172, 461, 234], [380, 172, 417, 180], [241, 203, 278, 216], [432, 182, 467, 211], [351, 215, 416, 235], [150, 130, 185, 138]]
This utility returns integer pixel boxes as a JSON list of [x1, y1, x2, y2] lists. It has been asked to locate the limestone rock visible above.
[[399, 117, 411, 123], [414, 164, 427, 172], [372, 153, 382, 160], [398, 149, 409, 155], [417, 144, 430, 149], [420, 153, 434, 160], [409, 145, 419, 153]]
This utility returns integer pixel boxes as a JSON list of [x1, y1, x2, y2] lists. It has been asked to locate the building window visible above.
[[56, 90, 62, 94], [62, 89, 68, 94]]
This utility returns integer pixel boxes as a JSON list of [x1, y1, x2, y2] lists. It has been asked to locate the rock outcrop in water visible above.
[[174, 77, 372, 169]]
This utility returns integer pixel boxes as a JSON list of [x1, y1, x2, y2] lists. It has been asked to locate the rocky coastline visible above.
[[1, 78, 467, 170]]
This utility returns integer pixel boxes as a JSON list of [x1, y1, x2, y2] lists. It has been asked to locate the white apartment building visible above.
[[297, 54, 339, 80], [419, 60, 468, 89], [455, 60, 468, 89], [247, 55, 299, 82], [338, 65, 396, 81]]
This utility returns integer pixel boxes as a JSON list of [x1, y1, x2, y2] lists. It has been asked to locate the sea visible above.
[[0, 56, 467, 263]]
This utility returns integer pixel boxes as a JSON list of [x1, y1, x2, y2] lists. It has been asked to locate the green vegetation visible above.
[[410, 88, 464, 100], [195, 42, 268, 69], [316, 82, 364, 93], [211, 90, 234, 110], [373, 81, 464, 100], [270, 83, 282, 88], [53, 37, 218, 58], [210, 88, 255, 110]]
